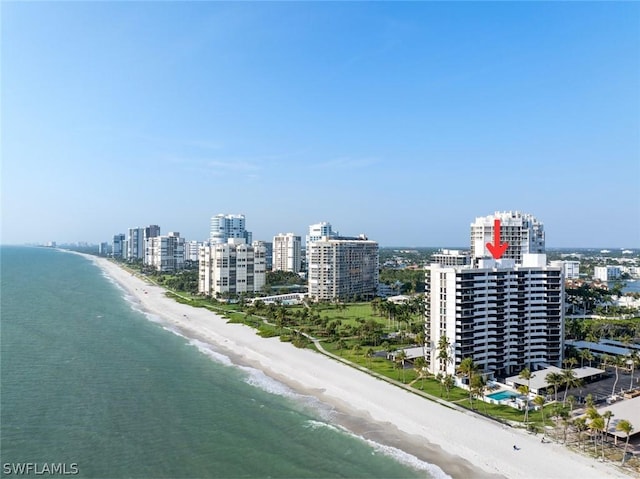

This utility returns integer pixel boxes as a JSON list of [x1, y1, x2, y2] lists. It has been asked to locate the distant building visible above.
[[273, 233, 302, 273], [198, 239, 266, 296], [210, 214, 252, 245], [470, 211, 544, 266], [254, 240, 273, 271], [146, 232, 185, 272], [432, 249, 471, 267], [112, 234, 125, 258], [594, 266, 622, 282], [99, 242, 110, 256], [307, 234, 379, 301], [306, 222, 338, 253], [550, 260, 580, 279], [184, 240, 201, 263], [126, 228, 145, 260]]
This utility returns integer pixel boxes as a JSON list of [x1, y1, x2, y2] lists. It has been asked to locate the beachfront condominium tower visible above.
[[425, 253, 564, 379], [307, 234, 379, 301], [210, 214, 252, 245], [198, 239, 266, 297], [112, 233, 125, 258], [145, 232, 185, 273], [470, 211, 544, 266], [126, 228, 145, 260], [273, 233, 302, 273]]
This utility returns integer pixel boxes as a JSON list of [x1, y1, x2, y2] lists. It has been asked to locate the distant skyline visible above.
[[2, 2, 639, 248]]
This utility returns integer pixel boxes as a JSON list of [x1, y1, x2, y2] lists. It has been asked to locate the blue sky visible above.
[[2, 2, 639, 247]]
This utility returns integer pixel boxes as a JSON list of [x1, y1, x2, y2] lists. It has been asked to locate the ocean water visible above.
[[1, 246, 443, 479]]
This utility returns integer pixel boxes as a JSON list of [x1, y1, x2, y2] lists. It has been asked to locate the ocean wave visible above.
[[240, 366, 299, 399], [304, 420, 451, 479], [187, 339, 234, 366], [365, 439, 452, 479]]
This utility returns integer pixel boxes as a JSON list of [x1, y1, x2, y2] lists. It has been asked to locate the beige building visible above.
[[307, 235, 378, 301], [198, 239, 266, 297]]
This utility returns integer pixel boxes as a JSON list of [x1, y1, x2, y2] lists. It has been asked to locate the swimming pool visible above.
[[487, 390, 520, 401]]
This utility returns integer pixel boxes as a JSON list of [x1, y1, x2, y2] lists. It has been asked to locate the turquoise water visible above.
[[486, 390, 519, 401], [1, 246, 444, 478]]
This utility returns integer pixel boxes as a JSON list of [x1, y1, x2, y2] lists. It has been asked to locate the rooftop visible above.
[[506, 366, 605, 393]]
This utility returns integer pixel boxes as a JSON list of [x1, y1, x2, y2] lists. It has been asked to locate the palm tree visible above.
[[533, 395, 546, 426], [561, 369, 581, 405], [518, 384, 530, 424], [436, 335, 452, 375], [443, 374, 456, 400], [628, 350, 639, 391], [518, 368, 534, 424], [602, 410, 614, 443], [365, 347, 375, 367], [608, 355, 624, 397], [413, 356, 426, 389], [567, 395, 577, 415], [616, 419, 634, 465], [546, 372, 564, 402], [457, 357, 479, 408], [589, 416, 605, 459], [396, 350, 407, 383], [471, 374, 488, 413], [573, 416, 588, 450], [578, 348, 593, 368]]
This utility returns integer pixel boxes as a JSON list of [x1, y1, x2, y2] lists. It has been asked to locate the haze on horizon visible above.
[[2, 2, 639, 248]]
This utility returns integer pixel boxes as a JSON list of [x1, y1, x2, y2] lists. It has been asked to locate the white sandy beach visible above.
[[92, 256, 632, 479]]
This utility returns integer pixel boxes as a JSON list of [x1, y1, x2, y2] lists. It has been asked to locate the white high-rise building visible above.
[[549, 260, 580, 279], [307, 235, 379, 301], [184, 240, 201, 263], [426, 253, 564, 379], [273, 233, 302, 273], [210, 214, 252, 245], [126, 228, 145, 260], [470, 211, 544, 265], [145, 232, 185, 272], [198, 239, 266, 296], [306, 222, 337, 251]]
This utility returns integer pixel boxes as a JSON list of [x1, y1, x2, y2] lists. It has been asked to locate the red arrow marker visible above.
[[486, 219, 509, 259]]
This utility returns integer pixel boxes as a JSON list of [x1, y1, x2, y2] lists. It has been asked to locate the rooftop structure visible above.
[[470, 211, 544, 266], [505, 366, 605, 394], [210, 214, 252, 245]]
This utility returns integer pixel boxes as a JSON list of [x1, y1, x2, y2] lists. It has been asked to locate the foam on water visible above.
[[187, 338, 234, 366], [304, 420, 452, 479], [240, 366, 298, 398]]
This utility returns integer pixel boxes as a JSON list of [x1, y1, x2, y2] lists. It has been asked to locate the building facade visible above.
[[210, 214, 252, 245], [432, 249, 471, 267], [126, 228, 145, 260], [593, 266, 622, 282], [145, 232, 185, 272], [198, 239, 266, 296], [549, 260, 580, 279], [470, 211, 544, 265], [425, 254, 564, 379], [273, 233, 302, 273], [307, 235, 379, 301], [112, 233, 125, 258]]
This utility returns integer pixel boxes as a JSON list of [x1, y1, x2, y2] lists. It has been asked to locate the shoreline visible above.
[[89, 255, 632, 479]]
